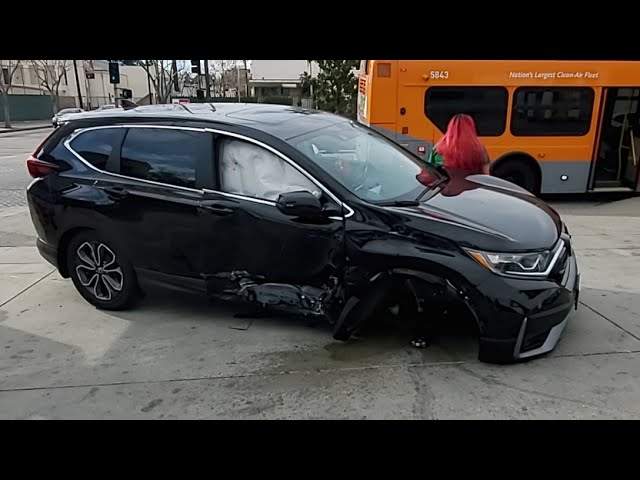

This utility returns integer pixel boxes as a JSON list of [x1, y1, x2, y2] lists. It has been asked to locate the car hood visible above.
[[385, 174, 562, 252]]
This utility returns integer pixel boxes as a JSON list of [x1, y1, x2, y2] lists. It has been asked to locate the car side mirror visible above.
[[321, 204, 343, 217], [276, 191, 323, 217]]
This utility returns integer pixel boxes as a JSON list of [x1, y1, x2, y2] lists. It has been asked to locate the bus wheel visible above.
[[492, 159, 539, 194]]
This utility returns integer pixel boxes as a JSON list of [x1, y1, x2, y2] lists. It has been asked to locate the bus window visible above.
[[511, 87, 595, 136], [424, 86, 508, 137], [377, 63, 391, 77]]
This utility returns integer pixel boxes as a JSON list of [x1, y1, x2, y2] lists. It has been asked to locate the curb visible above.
[[0, 125, 52, 135]]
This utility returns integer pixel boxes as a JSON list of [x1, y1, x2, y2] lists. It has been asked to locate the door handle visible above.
[[198, 202, 235, 215], [102, 186, 129, 199]]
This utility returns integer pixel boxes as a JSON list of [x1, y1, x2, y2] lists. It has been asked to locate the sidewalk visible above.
[[0, 120, 52, 135]]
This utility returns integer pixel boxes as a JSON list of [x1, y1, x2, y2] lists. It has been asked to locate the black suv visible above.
[[26, 103, 580, 364]]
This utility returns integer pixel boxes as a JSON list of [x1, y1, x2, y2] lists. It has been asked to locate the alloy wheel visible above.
[[75, 241, 123, 301]]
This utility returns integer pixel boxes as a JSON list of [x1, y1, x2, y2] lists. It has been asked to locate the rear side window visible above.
[[69, 128, 121, 170], [425, 86, 508, 136], [120, 127, 208, 189]]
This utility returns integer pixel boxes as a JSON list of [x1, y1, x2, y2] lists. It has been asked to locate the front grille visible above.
[[522, 331, 549, 352]]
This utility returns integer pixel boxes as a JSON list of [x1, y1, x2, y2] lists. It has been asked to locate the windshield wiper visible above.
[[416, 177, 447, 201], [377, 200, 420, 207]]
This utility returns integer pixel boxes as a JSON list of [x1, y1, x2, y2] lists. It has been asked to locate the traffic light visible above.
[[121, 88, 132, 99], [108, 61, 120, 84], [191, 60, 201, 74]]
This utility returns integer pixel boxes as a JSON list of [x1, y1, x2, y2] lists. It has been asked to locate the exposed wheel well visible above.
[[355, 270, 481, 337], [491, 152, 542, 194], [57, 227, 93, 278], [390, 272, 480, 333]]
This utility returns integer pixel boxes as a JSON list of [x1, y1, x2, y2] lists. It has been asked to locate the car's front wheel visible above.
[[67, 231, 139, 310]]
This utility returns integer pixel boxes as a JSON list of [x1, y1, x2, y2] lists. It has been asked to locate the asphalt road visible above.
[[0, 129, 51, 208], [2, 129, 640, 419]]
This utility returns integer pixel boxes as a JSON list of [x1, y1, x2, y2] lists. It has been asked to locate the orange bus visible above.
[[357, 60, 640, 195]]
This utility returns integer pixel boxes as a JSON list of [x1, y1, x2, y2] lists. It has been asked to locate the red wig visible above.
[[435, 114, 486, 173]]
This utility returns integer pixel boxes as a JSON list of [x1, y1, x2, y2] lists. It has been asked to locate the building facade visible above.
[[249, 60, 319, 102]]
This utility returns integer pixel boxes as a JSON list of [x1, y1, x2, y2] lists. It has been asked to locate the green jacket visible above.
[[427, 146, 490, 169], [427, 148, 444, 166]]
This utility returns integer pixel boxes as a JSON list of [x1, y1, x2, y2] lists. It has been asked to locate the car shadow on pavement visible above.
[[106, 286, 481, 368]]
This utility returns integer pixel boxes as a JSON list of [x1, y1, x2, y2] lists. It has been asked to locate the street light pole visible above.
[[73, 60, 84, 109], [204, 60, 211, 100]]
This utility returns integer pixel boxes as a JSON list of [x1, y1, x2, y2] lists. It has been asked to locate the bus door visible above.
[[592, 87, 640, 191], [396, 61, 434, 158]]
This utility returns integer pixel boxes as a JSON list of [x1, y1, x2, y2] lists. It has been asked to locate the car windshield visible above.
[[289, 121, 443, 203]]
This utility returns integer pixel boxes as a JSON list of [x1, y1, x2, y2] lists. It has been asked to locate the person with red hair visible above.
[[429, 113, 491, 174], [410, 114, 491, 350]]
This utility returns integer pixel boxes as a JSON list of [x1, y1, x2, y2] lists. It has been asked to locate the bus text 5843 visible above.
[[429, 71, 449, 79]]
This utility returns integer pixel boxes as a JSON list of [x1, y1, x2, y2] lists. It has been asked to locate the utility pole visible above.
[[236, 62, 241, 103], [72, 60, 84, 109], [204, 60, 211, 100], [172, 59, 179, 94], [309, 61, 315, 108], [160, 61, 165, 104], [145, 60, 153, 104], [85, 62, 93, 110], [243, 59, 249, 97], [220, 60, 225, 97]]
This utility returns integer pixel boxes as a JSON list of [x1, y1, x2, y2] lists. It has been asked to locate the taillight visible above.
[[27, 155, 60, 178]]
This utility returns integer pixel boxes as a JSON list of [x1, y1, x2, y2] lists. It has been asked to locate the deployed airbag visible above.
[[220, 139, 320, 201]]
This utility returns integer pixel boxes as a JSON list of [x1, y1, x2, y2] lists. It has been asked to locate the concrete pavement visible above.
[[1, 130, 640, 419]]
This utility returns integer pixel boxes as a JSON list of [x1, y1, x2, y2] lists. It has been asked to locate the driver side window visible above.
[[218, 137, 321, 201]]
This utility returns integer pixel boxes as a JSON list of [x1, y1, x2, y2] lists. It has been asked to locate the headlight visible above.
[[466, 248, 557, 277]]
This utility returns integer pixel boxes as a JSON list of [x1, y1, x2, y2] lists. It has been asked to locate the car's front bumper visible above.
[[513, 256, 580, 361], [472, 237, 580, 364]]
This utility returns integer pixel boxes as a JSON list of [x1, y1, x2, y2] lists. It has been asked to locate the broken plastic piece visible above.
[[411, 337, 429, 348]]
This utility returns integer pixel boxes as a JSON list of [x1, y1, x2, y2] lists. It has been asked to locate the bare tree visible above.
[[205, 61, 223, 96], [33, 60, 70, 114], [138, 60, 176, 104], [0, 60, 22, 128], [207, 60, 245, 97]]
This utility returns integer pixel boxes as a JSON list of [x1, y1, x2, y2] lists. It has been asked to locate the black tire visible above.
[[66, 230, 140, 310], [492, 159, 539, 194]]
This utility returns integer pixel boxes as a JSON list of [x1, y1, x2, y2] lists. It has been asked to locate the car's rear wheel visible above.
[[67, 231, 139, 310]]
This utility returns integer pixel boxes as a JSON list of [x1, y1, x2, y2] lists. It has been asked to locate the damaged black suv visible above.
[[26, 103, 580, 364]]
